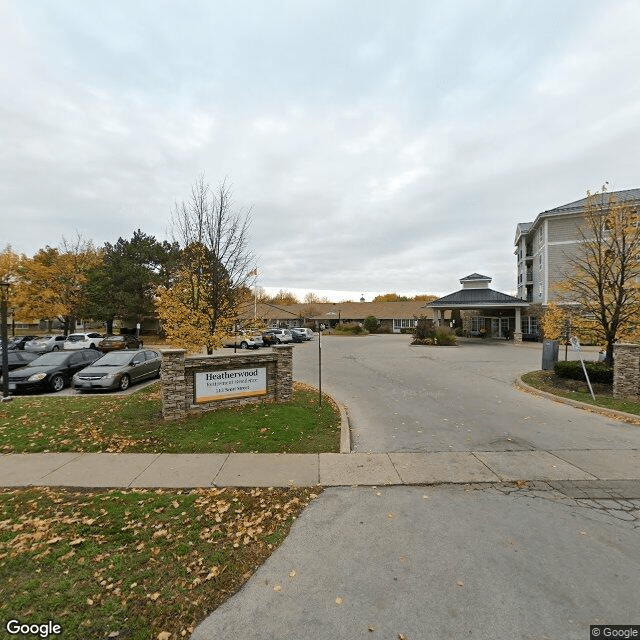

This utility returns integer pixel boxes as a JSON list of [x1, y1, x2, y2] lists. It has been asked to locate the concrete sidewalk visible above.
[[1, 449, 640, 488]]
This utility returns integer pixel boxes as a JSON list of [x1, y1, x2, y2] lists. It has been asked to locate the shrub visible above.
[[554, 360, 613, 384], [364, 316, 378, 333], [333, 322, 364, 335], [411, 323, 456, 346]]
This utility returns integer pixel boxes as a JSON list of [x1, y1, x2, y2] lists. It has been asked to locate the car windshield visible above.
[[103, 336, 125, 341], [35, 336, 54, 341], [66, 335, 85, 341], [28, 352, 70, 366], [92, 352, 135, 366]]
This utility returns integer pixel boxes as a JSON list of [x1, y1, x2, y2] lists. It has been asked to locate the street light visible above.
[[1, 281, 10, 400]]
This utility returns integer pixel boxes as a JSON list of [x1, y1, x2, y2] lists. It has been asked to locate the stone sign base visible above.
[[161, 346, 293, 420]]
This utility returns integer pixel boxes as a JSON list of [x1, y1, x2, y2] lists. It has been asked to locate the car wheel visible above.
[[50, 374, 65, 392], [52, 345, 60, 351], [240, 341, 248, 349], [90, 344, 97, 349], [119, 375, 130, 391]]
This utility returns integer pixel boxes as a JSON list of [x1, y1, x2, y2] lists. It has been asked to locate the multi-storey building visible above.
[[515, 188, 640, 306]]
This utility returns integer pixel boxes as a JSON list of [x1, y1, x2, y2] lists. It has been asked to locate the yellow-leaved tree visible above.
[[16, 237, 102, 333], [156, 175, 254, 354], [0, 246, 24, 319], [554, 187, 640, 364]]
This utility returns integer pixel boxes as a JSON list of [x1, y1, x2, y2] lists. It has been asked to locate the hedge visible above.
[[553, 360, 613, 384]]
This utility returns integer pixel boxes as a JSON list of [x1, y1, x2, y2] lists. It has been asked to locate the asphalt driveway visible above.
[[293, 335, 640, 453]]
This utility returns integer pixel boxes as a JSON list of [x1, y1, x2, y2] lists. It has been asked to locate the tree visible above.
[[270, 290, 300, 305], [16, 237, 101, 334], [556, 187, 640, 364], [303, 292, 329, 304], [0, 246, 25, 334], [156, 175, 254, 353], [373, 293, 408, 302], [82, 230, 180, 334]]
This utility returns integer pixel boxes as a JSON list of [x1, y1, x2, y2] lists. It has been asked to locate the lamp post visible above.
[[1, 281, 10, 400]]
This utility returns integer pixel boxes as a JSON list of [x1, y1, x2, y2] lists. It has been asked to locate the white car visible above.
[[63, 332, 104, 350], [264, 329, 293, 344], [223, 331, 264, 350], [25, 335, 67, 353]]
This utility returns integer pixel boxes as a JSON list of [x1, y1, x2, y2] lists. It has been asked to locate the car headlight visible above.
[[28, 372, 47, 382], [103, 373, 116, 380]]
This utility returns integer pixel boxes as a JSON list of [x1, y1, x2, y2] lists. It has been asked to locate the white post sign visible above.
[[195, 367, 267, 403]]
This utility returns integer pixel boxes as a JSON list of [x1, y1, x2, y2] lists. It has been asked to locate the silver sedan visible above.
[[72, 349, 161, 392]]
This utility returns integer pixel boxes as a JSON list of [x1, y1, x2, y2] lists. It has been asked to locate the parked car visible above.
[[1, 351, 40, 377], [262, 329, 293, 344], [7, 349, 102, 393], [1, 335, 40, 352], [24, 335, 67, 353], [289, 329, 306, 343], [98, 334, 143, 352], [223, 331, 263, 350], [291, 327, 314, 340], [63, 332, 104, 350], [72, 349, 162, 392]]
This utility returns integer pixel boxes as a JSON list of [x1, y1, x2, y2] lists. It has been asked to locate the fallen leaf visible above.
[[273, 585, 282, 592], [335, 597, 343, 605], [149, 592, 160, 601], [368, 626, 375, 632], [158, 633, 171, 640], [69, 537, 86, 546], [288, 570, 296, 578], [387, 513, 394, 519], [456, 580, 464, 587], [86, 598, 94, 606], [399, 635, 406, 640]]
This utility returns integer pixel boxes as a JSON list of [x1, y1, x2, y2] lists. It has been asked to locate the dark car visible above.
[[7, 349, 102, 393], [289, 328, 307, 343], [0, 351, 39, 378], [73, 349, 161, 392], [98, 334, 143, 352], [1, 335, 39, 351]]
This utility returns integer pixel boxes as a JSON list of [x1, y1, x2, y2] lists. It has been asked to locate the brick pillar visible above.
[[274, 345, 293, 402], [160, 348, 187, 420], [613, 343, 640, 401]]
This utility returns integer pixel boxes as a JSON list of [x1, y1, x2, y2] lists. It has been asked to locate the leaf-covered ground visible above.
[[0, 487, 319, 639], [0, 383, 340, 454]]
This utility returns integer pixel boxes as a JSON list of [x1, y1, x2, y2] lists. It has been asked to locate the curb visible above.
[[292, 381, 351, 453], [515, 376, 640, 426]]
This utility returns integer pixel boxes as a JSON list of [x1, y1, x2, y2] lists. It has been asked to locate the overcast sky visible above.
[[2, 1, 639, 300]]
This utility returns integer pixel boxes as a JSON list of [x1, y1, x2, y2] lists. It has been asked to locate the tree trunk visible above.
[[106, 318, 114, 335], [605, 341, 614, 367]]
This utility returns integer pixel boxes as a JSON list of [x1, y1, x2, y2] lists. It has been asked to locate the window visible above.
[[538, 227, 543, 244], [393, 319, 416, 329], [539, 252, 543, 269]]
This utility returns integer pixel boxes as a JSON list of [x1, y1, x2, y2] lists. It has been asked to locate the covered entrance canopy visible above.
[[424, 273, 529, 343]]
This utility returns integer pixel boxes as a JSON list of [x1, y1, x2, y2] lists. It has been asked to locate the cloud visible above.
[[1, 0, 639, 303]]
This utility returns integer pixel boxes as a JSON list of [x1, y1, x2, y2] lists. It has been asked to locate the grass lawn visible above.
[[521, 370, 640, 417], [0, 486, 318, 639], [0, 382, 340, 454]]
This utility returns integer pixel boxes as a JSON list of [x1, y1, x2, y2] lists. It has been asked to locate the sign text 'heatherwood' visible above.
[[195, 368, 267, 403]]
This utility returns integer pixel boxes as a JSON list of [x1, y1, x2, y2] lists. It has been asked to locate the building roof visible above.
[[460, 273, 491, 282], [237, 300, 438, 322], [426, 288, 528, 308], [516, 188, 640, 242]]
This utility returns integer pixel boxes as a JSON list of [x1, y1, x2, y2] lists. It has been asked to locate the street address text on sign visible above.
[[195, 367, 267, 403]]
